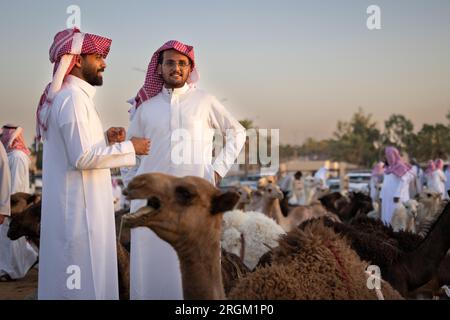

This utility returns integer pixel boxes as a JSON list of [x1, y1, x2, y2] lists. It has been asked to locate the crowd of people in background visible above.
[[277, 146, 449, 229]]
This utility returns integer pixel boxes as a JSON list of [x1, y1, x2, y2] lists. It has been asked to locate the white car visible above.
[[345, 172, 371, 194]]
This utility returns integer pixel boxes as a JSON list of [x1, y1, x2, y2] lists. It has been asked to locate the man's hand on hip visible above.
[[107, 127, 126, 144], [215, 171, 222, 186], [131, 137, 151, 155], [0, 214, 8, 225]]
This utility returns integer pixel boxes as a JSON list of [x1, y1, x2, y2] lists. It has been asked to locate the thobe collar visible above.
[[161, 82, 190, 97], [65, 75, 97, 99]]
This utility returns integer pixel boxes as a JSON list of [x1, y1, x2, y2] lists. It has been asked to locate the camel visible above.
[[122, 173, 402, 300], [260, 183, 339, 232], [7, 194, 130, 300], [320, 192, 373, 222], [317, 196, 450, 297], [233, 185, 252, 211]]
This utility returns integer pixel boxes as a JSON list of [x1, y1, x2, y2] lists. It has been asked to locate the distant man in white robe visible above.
[[0, 142, 10, 220], [36, 28, 150, 299], [370, 162, 384, 202], [123, 40, 246, 299], [0, 125, 38, 281], [379, 147, 414, 225], [444, 164, 450, 200], [314, 161, 330, 190]]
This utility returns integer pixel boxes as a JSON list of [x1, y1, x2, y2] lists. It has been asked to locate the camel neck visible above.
[[413, 202, 450, 263], [176, 236, 226, 300], [401, 202, 450, 289], [264, 197, 285, 224]]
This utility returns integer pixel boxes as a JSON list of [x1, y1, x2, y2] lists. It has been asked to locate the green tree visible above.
[[299, 138, 331, 160], [383, 114, 414, 150], [329, 108, 381, 167], [409, 124, 450, 161]]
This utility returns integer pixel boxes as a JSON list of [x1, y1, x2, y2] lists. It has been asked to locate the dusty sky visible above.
[[1, 0, 449, 146]]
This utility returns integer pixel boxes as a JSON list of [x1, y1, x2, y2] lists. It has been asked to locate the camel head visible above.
[[10, 192, 40, 215], [236, 185, 252, 205], [122, 173, 239, 248], [8, 199, 41, 242], [403, 199, 419, 218], [263, 183, 284, 200]]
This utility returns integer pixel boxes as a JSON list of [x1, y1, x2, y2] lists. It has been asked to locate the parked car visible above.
[[345, 171, 371, 194], [326, 178, 341, 193]]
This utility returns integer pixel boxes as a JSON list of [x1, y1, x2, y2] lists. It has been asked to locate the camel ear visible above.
[[27, 194, 41, 205], [211, 191, 239, 215]]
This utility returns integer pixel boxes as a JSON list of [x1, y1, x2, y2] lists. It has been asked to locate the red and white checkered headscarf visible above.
[[36, 28, 112, 140], [384, 146, 412, 177], [128, 40, 199, 117], [0, 125, 30, 156]]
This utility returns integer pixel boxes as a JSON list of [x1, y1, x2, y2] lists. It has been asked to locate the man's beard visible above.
[[162, 71, 188, 88], [82, 65, 104, 86]]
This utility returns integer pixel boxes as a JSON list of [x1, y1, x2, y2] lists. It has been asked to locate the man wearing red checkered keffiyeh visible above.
[[0, 124, 38, 283], [123, 40, 246, 299], [37, 28, 149, 300]]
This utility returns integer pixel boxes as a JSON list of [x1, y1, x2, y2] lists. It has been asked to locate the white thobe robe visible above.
[[123, 83, 246, 299], [409, 165, 423, 199], [314, 167, 328, 189], [380, 170, 414, 225], [0, 149, 38, 279], [0, 143, 10, 215], [426, 170, 446, 200], [369, 175, 382, 202], [445, 169, 450, 199], [38, 75, 136, 299], [289, 178, 306, 205]]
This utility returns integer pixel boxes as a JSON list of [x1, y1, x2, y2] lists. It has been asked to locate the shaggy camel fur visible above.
[[316, 199, 450, 297], [221, 249, 250, 295], [122, 173, 402, 300], [221, 209, 285, 269]]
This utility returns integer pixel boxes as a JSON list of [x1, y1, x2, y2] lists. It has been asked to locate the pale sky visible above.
[[1, 0, 449, 146]]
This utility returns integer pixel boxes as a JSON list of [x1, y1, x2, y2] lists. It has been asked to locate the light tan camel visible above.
[[260, 183, 340, 232], [122, 173, 402, 300]]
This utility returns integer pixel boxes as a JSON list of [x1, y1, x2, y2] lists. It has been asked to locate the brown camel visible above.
[[122, 173, 402, 300]]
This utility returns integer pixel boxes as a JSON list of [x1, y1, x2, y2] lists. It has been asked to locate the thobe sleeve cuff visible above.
[[212, 162, 228, 178], [0, 206, 10, 216]]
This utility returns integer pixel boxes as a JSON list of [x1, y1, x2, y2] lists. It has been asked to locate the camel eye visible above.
[[238, 191, 243, 195], [175, 186, 196, 205]]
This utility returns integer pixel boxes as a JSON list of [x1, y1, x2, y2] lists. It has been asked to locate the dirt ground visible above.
[[0, 268, 38, 300]]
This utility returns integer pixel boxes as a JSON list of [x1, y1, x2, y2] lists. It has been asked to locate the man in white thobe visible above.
[[0, 125, 38, 281], [123, 40, 246, 299], [445, 164, 450, 199], [0, 142, 11, 257], [36, 28, 150, 299], [314, 162, 330, 190], [380, 147, 414, 225]]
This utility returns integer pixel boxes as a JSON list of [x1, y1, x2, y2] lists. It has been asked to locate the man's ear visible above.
[[157, 64, 162, 76], [74, 55, 83, 68], [210, 191, 239, 215]]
